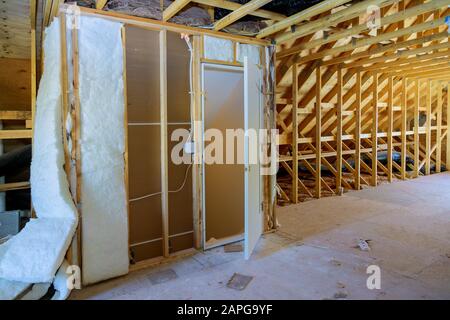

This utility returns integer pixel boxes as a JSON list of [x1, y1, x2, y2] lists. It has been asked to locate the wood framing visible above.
[[274, 0, 450, 204], [159, 30, 170, 258]]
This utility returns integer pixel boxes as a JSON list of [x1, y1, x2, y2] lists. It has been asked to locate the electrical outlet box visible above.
[[183, 141, 195, 154]]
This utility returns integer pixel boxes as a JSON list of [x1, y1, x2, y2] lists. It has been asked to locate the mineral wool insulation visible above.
[[77, 16, 129, 285], [203, 36, 261, 65], [0, 15, 128, 298], [0, 18, 77, 297]]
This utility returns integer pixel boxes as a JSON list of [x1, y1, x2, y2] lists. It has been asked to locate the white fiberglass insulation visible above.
[[204, 35, 234, 62], [78, 16, 128, 285], [237, 44, 261, 66], [0, 18, 78, 296]]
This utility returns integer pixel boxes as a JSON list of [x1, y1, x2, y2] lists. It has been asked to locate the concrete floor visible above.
[[71, 172, 450, 300]]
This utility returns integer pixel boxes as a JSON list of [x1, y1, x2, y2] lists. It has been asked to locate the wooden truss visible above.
[[270, 0, 450, 203]]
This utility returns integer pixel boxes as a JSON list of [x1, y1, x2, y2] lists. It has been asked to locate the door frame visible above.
[[201, 62, 245, 250]]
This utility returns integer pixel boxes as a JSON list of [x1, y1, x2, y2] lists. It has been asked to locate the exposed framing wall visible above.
[[275, 0, 450, 204], [55, 4, 276, 270]]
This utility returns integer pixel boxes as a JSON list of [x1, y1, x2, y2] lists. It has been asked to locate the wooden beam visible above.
[[96, 0, 108, 10], [72, 16, 83, 271], [336, 67, 343, 193], [192, 0, 286, 21], [322, 32, 449, 67], [347, 42, 450, 69], [0, 182, 30, 192], [192, 35, 202, 249], [414, 79, 420, 178], [372, 72, 378, 186], [43, 0, 52, 27], [0, 111, 32, 120], [355, 71, 361, 190], [280, 0, 450, 59], [295, 17, 448, 65], [315, 66, 321, 198], [426, 80, 432, 175], [276, 0, 397, 44], [62, 5, 269, 46], [214, 0, 272, 31], [436, 81, 442, 172], [291, 64, 298, 203], [387, 76, 393, 182], [401, 77, 407, 180], [257, 0, 352, 39], [60, 14, 71, 188], [163, 0, 191, 21], [30, 0, 38, 30], [121, 26, 131, 261], [0, 130, 32, 139]]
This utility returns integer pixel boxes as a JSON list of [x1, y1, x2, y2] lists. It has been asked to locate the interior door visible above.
[[244, 56, 262, 259]]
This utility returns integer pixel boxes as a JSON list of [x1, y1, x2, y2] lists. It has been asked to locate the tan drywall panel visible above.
[[167, 32, 191, 123], [126, 26, 163, 262], [203, 65, 245, 242], [128, 125, 161, 198], [125, 26, 160, 123], [131, 240, 163, 262]]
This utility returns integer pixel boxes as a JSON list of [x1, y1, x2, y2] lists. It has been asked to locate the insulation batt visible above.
[[78, 16, 129, 285], [0, 18, 78, 286]]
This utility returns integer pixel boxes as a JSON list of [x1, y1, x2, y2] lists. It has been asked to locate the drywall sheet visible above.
[[126, 26, 163, 262], [204, 36, 234, 62], [0, 18, 78, 285], [78, 16, 128, 285], [203, 65, 245, 243], [167, 32, 193, 253]]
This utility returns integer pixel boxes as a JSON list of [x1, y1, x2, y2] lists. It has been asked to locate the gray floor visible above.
[[71, 172, 450, 300]]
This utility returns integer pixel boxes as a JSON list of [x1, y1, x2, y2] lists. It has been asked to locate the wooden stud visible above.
[[192, 35, 202, 249], [426, 80, 432, 175], [387, 76, 393, 182], [31, 30, 36, 139], [372, 72, 378, 186], [315, 66, 322, 198], [336, 67, 343, 193], [60, 15, 71, 183], [291, 64, 298, 203], [71, 15, 83, 271], [401, 77, 407, 180], [436, 81, 442, 173], [160, 30, 169, 258], [414, 79, 420, 178], [121, 26, 131, 260], [355, 71, 361, 190]]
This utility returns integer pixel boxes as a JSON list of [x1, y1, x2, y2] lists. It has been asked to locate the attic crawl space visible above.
[[0, 0, 449, 301]]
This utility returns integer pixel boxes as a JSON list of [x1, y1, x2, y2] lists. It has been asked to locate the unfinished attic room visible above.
[[0, 0, 449, 302]]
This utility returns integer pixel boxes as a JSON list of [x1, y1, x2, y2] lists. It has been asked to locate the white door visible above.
[[244, 57, 262, 259]]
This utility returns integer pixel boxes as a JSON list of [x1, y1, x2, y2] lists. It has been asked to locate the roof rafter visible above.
[[214, 0, 272, 31]]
